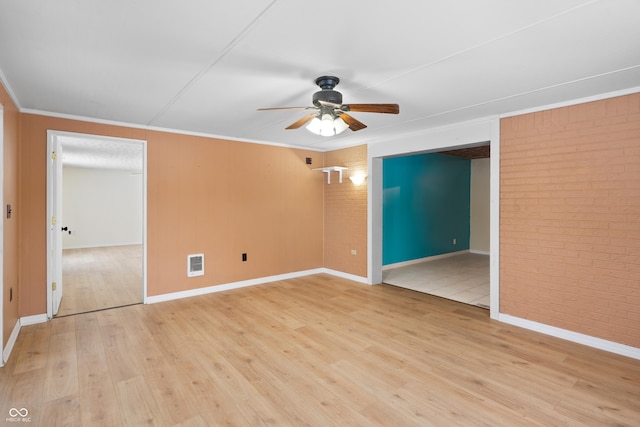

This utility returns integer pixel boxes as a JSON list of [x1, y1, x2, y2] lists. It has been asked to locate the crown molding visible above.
[[500, 85, 640, 119], [20, 108, 327, 152]]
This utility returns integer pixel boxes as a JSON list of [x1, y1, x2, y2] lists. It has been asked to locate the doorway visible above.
[[368, 117, 500, 319], [381, 146, 491, 308], [46, 131, 147, 318]]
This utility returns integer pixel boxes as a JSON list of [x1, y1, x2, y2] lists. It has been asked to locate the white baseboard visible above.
[[2, 320, 21, 366], [146, 268, 371, 304], [382, 250, 470, 271], [498, 313, 640, 360], [321, 268, 369, 284], [470, 249, 490, 256], [63, 242, 143, 250], [20, 313, 49, 326], [146, 268, 326, 304]]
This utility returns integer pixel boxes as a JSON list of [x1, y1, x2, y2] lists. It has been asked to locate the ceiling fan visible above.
[[258, 76, 399, 136]]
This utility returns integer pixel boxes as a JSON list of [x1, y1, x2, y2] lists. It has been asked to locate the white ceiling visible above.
[[1, 0, 640, 157]]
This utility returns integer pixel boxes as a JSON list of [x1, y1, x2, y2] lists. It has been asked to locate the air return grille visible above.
[[187, 254, 204, 277]]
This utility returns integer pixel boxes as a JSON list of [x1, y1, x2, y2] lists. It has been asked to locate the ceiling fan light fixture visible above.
[[306, 114, 349, 137], [320, 113, 335, 136], [333, 116, 349, 135], [305, 117, 322, 135]]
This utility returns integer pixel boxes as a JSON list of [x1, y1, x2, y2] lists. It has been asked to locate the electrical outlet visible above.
[[351, 249, 357, 255], [453, 238, 457, 245], [306, 157, 312, 165], [242, 253, 247, 262]]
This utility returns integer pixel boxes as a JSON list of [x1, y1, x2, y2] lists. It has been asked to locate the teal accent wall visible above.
[[383, 153, 470, 265]]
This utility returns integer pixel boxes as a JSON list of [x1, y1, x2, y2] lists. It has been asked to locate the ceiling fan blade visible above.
[[339, 113, 367, 131], [286, 114, 317, 130], [257, 106, 314, 111], [345, 104, 399, 114]]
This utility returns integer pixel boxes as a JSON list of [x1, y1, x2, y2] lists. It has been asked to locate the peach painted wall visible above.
[[500, 93, 640, 348], [1, 82, 20, 347], [323, 145, 368, 278], [18, 114, 324, 316], [19, 114, 146, 316], [146, 130, 323, 296]]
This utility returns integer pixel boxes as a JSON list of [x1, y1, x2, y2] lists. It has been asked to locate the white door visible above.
[[47, 135, 63, 317]]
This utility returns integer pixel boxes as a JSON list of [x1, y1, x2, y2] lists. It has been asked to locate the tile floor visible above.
[[382, 252, 490, 309]]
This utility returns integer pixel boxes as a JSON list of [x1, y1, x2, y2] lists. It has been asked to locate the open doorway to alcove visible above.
[[380, 144, 491, 309]]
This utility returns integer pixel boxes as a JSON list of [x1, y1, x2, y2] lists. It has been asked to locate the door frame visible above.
[[46, 130, 148, 319], [368, 117, 500, 319]]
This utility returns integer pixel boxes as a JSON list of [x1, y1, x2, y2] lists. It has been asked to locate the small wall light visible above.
[[349, 173, 367, 186]]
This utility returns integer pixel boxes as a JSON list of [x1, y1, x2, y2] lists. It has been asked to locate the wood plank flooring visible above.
[[2, 274, 639, 426], [57, 245, 143, 317]]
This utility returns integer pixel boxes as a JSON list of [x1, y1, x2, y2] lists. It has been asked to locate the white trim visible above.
[[47, 131, 149, 314], [20, 108, 326, 152], [62, 242, 144, 250], [367, 116, 497, 291], [20, 314, 49, 326], [146, 269, 325, 304], [46, 131, 54, 319], [147, 268, 368, 304], [369, 117, 494, 159], [500, 86, 640, 119], [46, 129, 145, 146], [0, 68, 21, 110], [1, 313, 49, 364], [470, 249, 490, 256], [2, 320, 20, 366], [499, 314, 640, 361], [321, 269, 368, 284], [14, 85, 640, 155], [142, 141, 148, 304], [489, 118, 500, 320], [382, 250, 470, 271]]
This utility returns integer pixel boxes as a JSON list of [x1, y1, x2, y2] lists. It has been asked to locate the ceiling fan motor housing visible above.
[[312, 75, 342, 107], [313, 89, 342, 107]]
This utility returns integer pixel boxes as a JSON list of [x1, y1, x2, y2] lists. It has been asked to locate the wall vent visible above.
[[187, 253, 204, 277]]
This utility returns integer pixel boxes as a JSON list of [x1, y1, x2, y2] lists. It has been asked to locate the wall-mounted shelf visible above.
[[313, 166, 348, 184]]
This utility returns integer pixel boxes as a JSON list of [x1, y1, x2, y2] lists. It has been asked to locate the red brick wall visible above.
[[323, 145, 368, 278], [500, 93, 640, 348]]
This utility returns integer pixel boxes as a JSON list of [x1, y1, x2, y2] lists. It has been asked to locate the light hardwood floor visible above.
[[57, 245, 143, 317], [2, 274, 639, 426], [383, 253, 490, 308]]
